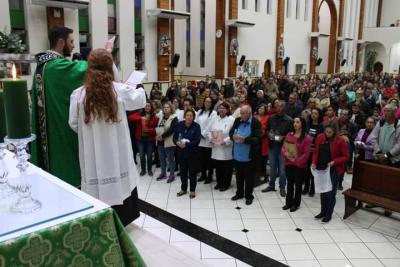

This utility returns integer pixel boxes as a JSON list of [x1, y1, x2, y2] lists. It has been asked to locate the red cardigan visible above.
[[255, 114, 270, 156], [128, 113, 159, 141], [312, 133, 349, 176]]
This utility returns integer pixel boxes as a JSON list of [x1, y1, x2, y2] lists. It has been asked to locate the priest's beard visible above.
[[63, 46, 72, 57]]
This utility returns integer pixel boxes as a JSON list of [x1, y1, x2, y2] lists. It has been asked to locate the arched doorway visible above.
[[282, 57, 290, 75], [363, 42, 387, 73], [313, 0, 337, 74], [373, 62, 383, 73], [264, 60, 272, 77]]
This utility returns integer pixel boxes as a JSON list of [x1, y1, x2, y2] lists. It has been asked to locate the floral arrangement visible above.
[[0, 30, 26, 53]]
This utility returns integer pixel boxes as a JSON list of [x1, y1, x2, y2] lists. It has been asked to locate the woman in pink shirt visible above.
[[281, 117, 312, 212]]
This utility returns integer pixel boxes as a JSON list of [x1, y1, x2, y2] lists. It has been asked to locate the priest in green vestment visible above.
[[31, 27, 87, 187]]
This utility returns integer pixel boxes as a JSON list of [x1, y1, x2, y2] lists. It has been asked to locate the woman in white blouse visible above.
[[69, 49, 146, 226], [208, 101, 235, 191], [195, 96, 217, 184]]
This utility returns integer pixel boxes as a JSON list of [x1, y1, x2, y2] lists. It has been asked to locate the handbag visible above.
[[311, 166, 332, 193]]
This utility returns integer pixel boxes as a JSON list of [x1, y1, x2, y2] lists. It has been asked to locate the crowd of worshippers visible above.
[[127, 73, 400, 220]]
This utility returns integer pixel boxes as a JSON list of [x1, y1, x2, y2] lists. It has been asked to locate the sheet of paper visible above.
[[125, 71, 147, 88], [211, 130, 224, 145], [105, 36, 116, 51]]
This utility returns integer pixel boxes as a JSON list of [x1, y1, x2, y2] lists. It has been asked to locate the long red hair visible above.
[[83, 49, 119, 124]]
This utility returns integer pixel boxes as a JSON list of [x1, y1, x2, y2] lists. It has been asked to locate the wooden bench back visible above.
[[352, 160, 400, 202]]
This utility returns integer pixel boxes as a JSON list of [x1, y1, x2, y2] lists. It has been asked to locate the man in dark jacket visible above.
[[230, 105, 262, 205], [224, 78, 235, 98], [278, 76, 295, 101], [208, 76, 220, 91], [262, 100, 293, 197]]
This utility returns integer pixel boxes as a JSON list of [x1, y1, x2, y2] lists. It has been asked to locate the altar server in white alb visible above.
[[69, 48, 146, 226]]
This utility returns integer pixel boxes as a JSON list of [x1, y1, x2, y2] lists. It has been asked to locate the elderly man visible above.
[[229, 105, 262, 205], [372, 104, 400, 168]]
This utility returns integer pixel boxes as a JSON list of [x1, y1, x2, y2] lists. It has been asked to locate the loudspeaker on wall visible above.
[[283, 57, 290, 65], [238, 55, 246, 66], [316, 58, 323, 66], [170, 53, 180, 68], [341, 59, 347, 66]]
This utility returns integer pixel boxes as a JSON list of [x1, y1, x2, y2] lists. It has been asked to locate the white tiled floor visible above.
[[131, 168, 400, 266]]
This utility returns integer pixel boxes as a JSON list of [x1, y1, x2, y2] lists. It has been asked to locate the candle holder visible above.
[[4, 134, 41, 213], [0, 142, 16, 198]]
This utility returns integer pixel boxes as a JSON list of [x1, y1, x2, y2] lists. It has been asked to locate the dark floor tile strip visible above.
[[138, 199, 287, 267]]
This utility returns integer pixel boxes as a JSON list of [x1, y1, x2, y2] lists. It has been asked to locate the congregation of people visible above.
[[129, 72, 400, 222], [32, 27, 400, 226]]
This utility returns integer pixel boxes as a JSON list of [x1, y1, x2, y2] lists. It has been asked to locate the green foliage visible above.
[[365, 50, 378, 73], [0, 29, 26, 53]]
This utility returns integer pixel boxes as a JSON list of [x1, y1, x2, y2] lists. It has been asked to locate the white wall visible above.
[[389, 42, 400, 73], [89, 0, 108, 50], [0, 0, 11, 32], [116, 0, 135, 81], [380, 0, 400, 27], [284, 0, 313, 75], [238, 0, 276, 76], [174, 0, 216, 77], [142, 0, 158, 82]]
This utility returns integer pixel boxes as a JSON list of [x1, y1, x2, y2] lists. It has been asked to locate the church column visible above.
[[170, 0, 175, 81], [215, 0, 226, 79], [309, 0, 318, 74], [355, 0, 365, 72], [89, 0, 108, 50], [275, 0, 285, 75], [157, 0, 172, 81], [376, 0, 382, 27], [227, 0, 238, 78], [116, 0, 135, 80], [335, 0, 345, 73]]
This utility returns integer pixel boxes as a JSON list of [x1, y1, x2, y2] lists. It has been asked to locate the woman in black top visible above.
[[303, 108, 324, 196]]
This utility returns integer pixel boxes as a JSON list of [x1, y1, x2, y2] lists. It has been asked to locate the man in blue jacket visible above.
[[230, 105, 262, 205]]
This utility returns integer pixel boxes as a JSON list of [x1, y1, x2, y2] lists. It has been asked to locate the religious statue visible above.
[[159, 35, 171, 56]]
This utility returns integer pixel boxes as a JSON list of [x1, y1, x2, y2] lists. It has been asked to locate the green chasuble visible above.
[[31, 51, 88, 187]]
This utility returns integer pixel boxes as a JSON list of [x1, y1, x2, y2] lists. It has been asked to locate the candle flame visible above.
[[11, 64, 17, 79]]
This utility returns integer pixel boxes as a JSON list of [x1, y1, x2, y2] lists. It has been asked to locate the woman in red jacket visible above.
[[281, 117, 312, 212], [312, 121, 349, 223], [255, 104, 270, 181], [129, 101, 159, 176]]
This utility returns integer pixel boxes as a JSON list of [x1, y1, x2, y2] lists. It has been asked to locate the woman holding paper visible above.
[[312, 121, 349, 223], [173, 109, 201, 198], [281, 117, 312, 212], [69, 49, 146, 226], [195, 96, 217, 184], [155, 102, 178, 183], [208, 102, 235, 191]]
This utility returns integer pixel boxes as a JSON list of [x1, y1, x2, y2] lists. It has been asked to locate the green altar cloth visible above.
[[0, 208, 146, 267]]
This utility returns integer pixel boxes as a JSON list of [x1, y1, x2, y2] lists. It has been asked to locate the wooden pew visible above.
[[342, 160, 400, 219]]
